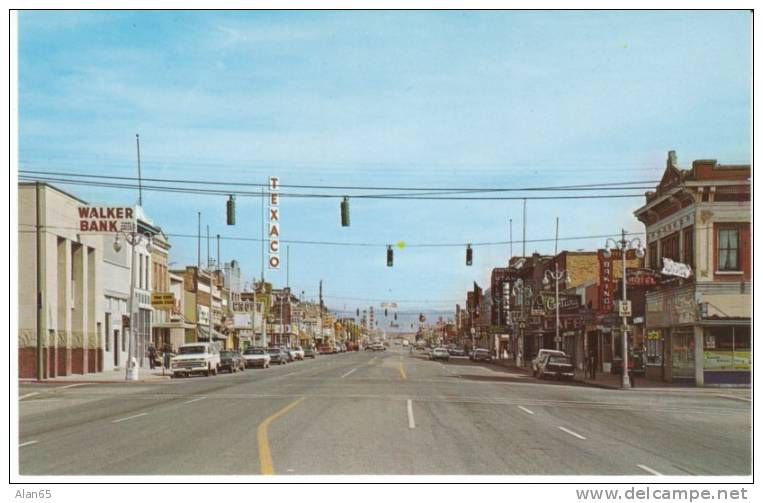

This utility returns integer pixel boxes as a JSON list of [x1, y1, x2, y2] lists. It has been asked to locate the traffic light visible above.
[[386, 245, 393, 267], [385, 309, 388, 317], [340, 196, 350, 227], [466, 244, 473, 266], [394, 313, 397, 320], [226, 195, 236, 225], [356, 308, 360, 316]]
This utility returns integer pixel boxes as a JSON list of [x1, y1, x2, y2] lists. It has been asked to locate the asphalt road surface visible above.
[[18, 347, 751, 476]]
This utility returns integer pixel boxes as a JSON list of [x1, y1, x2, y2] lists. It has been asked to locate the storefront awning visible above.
[[197, 325, 226, 341]]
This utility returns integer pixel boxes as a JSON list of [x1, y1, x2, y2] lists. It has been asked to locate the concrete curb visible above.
[[19, 377, 172, 385]]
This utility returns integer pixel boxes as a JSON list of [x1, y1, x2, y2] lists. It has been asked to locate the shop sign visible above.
[[78, 206, 135, 232], [703, 350, 750, 370], [597, 249, 614, 314], [627, 268, 659, 286], [268, 176, 280, 269], [661, 258, 692, 279], [150, 292, 175, 310]]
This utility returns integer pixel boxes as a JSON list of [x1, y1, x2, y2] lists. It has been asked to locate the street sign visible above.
[[616, 300, 632, 317], [151, 292, 175, 310]]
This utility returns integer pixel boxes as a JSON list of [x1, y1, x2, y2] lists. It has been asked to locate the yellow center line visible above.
[[399, 361, 407, 380], [257, 397, 306, 475]]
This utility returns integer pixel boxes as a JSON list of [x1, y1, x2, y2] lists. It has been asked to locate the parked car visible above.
[[170, 342, 221, 378], [268, 347, 290, 365], [371, 343, 386, 351], [289, 346, 305, 361], [468, 348, 478, 360], [537, 353, 575, 380], [242, 347, 271, 368], [219, 350, 245, 373], [303, 347, 317, 359], [472, 348, 493, 363], [532, 349, 566, 377], [334, 344, 342, 353], [448, 348, 466, 357], [318, 344, 334, 355], [431, 347, 450, 361]]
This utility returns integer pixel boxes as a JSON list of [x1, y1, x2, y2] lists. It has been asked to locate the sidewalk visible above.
[[491, 359, 684, 390], [19, 367, 172, 384]]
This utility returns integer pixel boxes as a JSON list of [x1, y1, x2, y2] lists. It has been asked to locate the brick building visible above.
[[634, 151, 751, 386]]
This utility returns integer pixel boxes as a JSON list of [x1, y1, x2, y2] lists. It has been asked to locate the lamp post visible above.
[[113, 228, 153, 381], [512, 278, 533, 367], [543, 266, 570, 352], [604, 229, 645, 389]]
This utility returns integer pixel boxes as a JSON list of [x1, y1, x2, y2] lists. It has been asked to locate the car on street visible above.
[[371, 343, 386, 351], [170, 342, 221, 378], [219, 350, 245, 373], [303, 347, 317, 359], [318, 344, 334, 355], [537, 353, 575, 380], [448, 348, 466, 357], [268, 347, 290, 365], [431, 347, 450, 361], [472, 349, 493, 363], [242, 347, 271, 368], [289, 346, 305, 360], [532, 349, 566, 377]]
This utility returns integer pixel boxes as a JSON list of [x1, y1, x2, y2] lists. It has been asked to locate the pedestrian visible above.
[[589, 353, 597, 380], [163, 344, 171, 370], [148, 342, 157, 370]]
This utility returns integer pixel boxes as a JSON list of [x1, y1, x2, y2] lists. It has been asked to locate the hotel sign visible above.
[[151, 292, 175, 310], [268, 176, 280, 269], [78, 206, 135, 232]]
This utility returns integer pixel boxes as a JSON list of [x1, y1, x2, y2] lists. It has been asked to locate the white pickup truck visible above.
[[170, 342, 221, 377]]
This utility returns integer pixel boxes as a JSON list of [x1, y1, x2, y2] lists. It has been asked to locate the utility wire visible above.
[[17, 222, 645, 248], [19, 169, 658, 193], [18, 175, 647, 201]]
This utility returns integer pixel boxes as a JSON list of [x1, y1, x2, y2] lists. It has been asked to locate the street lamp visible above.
[[113, 228, 153, 381], [543, 265, 571, 352], [604, 229, 645, 389]]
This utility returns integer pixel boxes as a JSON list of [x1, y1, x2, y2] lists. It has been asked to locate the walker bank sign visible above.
[[78, 206, 135, 232]]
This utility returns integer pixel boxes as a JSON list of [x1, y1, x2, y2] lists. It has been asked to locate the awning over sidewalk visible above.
[[197, 325, 226, 341]]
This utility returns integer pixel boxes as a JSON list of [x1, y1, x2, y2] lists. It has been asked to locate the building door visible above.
[[114, 330, 120, 366], [671, 328, 695, 380]]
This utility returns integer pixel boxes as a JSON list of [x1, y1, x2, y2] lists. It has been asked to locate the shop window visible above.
[[717, 227, 740, 271], [645, 330, 662, 365], [704, 326, 750, 370]]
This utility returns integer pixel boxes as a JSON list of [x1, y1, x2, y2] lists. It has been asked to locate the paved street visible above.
[[18, 347, 750, 476]]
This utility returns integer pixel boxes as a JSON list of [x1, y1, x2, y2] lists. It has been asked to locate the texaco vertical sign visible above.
[[268, 176, 280, 269]]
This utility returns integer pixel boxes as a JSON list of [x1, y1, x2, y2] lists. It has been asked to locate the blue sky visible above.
[[17, 10, 751, 318]]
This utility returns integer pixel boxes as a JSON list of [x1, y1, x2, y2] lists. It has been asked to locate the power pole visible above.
[[522, 199, 527, 257], [35, 182, 44, 381], [319, 280, 323, 344]]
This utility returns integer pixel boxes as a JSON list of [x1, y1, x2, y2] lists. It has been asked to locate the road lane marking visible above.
[[19, 392, 39, 400], [257, 397, 306, 475], [407, 399, 416, 429], [517, 406, 535, 415], [716, 394, 751, 402], [637, 464, 663, 476], [59, 383, 88, 389], [184, 396, 207, 404], [341, 368, 357, 378], [19, 440, 39, 448], [399, 362, 407, 380], [111, 412, 149, 424], [558, 426, 586, 440]]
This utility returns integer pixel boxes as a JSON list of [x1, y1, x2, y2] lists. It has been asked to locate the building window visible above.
[[703, 326, 750, 370], [682, 226, 694, 268], [718, 227, 740, 271], [660, 232, 679, 262], [648, 241, 658, 270], [105, 314, 111, 351]]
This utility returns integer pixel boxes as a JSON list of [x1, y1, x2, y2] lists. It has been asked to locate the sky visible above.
[[16, 10, 752, 323]]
